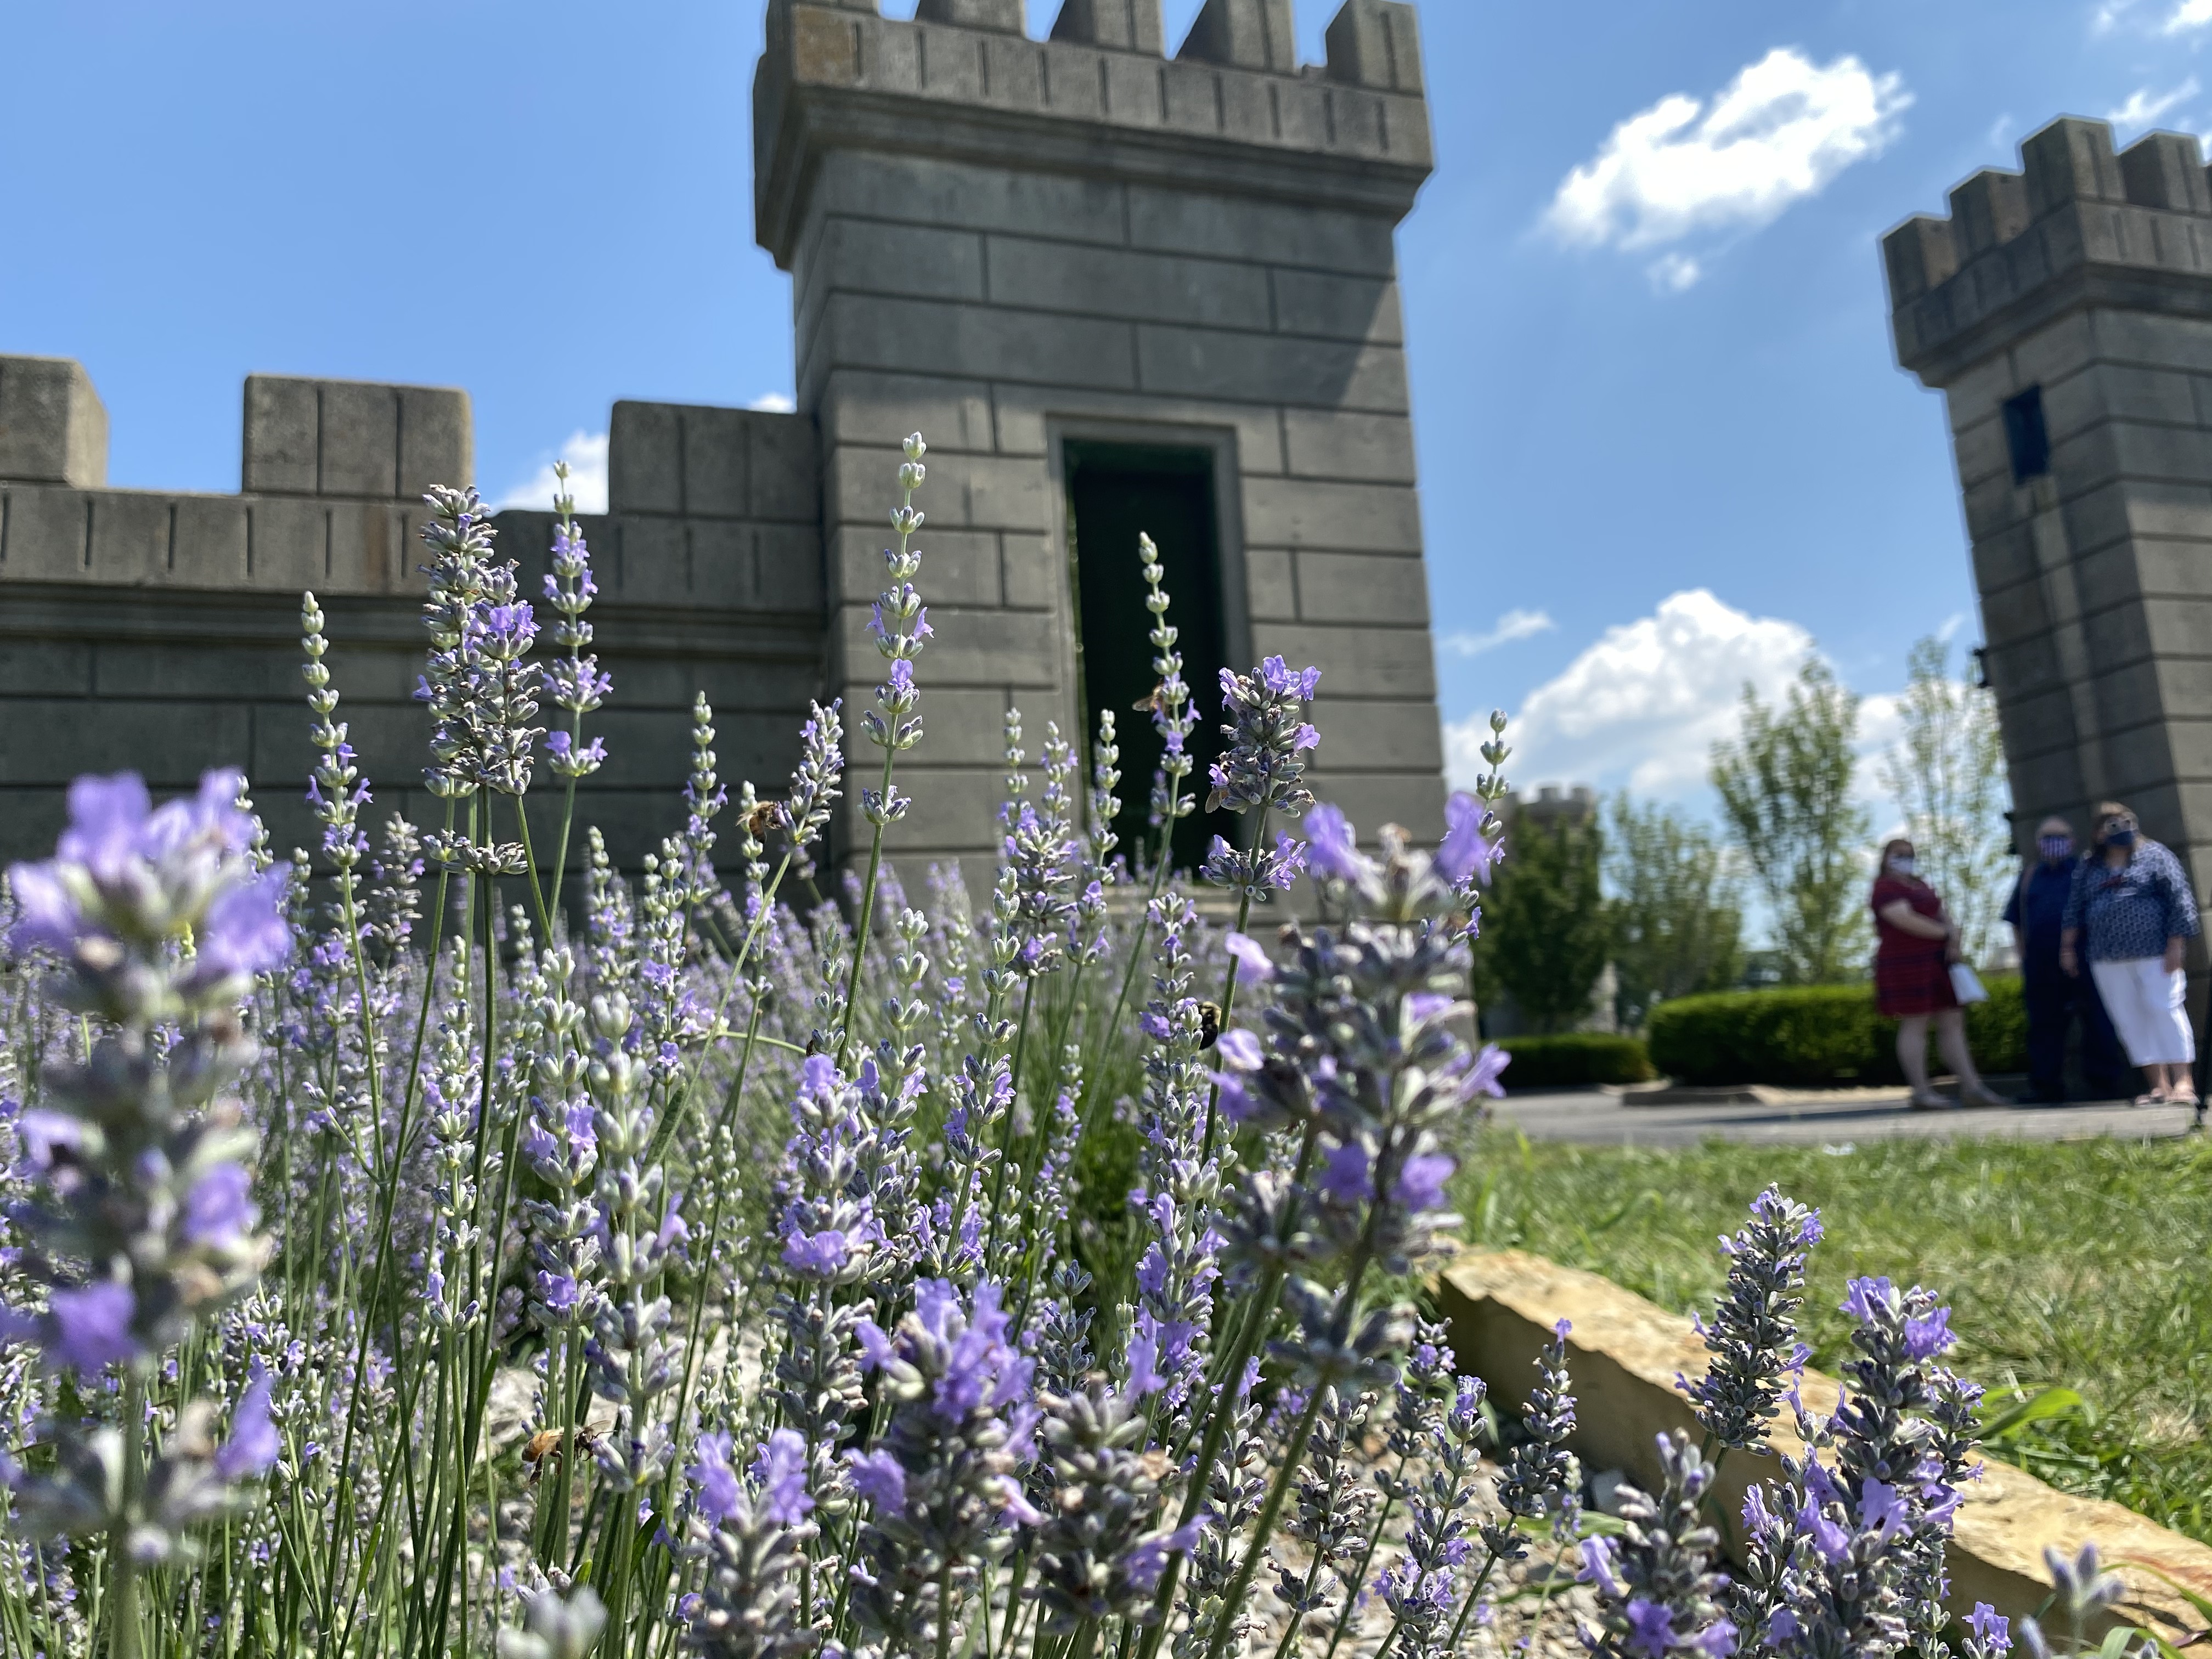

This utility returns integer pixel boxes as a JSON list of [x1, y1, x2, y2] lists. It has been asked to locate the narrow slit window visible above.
[[2003, 386, 2050, 483], [1064, 440, 1236, 876]]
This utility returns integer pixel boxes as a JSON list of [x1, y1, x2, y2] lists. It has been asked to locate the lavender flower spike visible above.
[[1679, 1184, 1821, 1453]]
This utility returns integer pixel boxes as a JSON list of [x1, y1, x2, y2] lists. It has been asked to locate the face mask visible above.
[[2106, 827, 2136, 849], [2039, 835, 2073, 861], [1887, 855, 1916, 877]]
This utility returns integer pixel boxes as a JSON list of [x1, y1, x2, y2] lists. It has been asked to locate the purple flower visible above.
[[181, 1161, 258, 1249], [49, 1282, 137, 1375], [1767, 1609, 1802, 1643], [1125, 1520, 1205, 1592], [845, 1448, 906, 1513], [689, 1431, 742, 1526], [1435, 791, 1497, 887], [4, 862, 78, 954], [1966, 1604, 2010, 1651], [1858, 1478, 1910, 1541], [535, 1272, 580, 1315], [1842, 1276, 1894, 1324], [1392, 1153, 1455, 1213], [1215, 1027, 1262, 1070], [197, 871, 292, 978], [1407, 990, 1454, 1024], [15, 1109, 81, 1171], [1319, 1141, 1374, 1204], [1463, 1043, 1510, 1099], [1304, 804, 1366, 882], [1904, 1306, 1954, 1360], [1124, 1325, 1165, 1398], [1624, 1599, 1676, 1658], [750, 1428, 814, 1525], [781, 1228, 850, 1277], [1579, 1536, 1628, 1598], [214, 1367, 280, 1480], [1808, 1511, 1851, 1564]]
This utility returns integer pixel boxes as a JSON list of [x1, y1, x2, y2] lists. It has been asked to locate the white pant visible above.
[[2089, 957, 2197, 1066]]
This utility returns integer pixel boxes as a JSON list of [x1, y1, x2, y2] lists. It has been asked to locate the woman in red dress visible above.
[[1871, 837, 2004, 1109]]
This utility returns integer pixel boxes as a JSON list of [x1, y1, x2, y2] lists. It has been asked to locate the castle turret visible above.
[[1885, 117, 2212, 928], [754, 0, 1446, 881]]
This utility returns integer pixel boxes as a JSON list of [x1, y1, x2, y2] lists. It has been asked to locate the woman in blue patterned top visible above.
[[2060, 800, 2202, 1105]]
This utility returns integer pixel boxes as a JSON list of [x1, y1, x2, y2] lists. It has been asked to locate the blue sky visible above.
[[5, 0, 2207, 821]]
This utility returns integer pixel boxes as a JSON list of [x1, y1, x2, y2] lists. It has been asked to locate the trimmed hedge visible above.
[[1496, 1032, 1657, 1088], [1645, 976, 2028, 1087]]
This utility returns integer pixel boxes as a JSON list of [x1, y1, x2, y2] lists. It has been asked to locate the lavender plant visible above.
[[0, 425, 2155, 1659]]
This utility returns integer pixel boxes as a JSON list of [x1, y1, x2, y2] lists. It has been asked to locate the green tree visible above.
[[1605, 794, 1745, 1028], [1877, 636, 2013, 967], [1710, 658, 1871, 985], [1477, 807, 1613, 1033]]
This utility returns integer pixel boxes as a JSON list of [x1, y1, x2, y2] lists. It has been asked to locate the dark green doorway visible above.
[[1064, 440, 1237, 876]]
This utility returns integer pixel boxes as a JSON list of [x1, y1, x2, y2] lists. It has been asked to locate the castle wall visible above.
[[1887, 119, 2212, 919], [755, 0, 1447, 883], [0, 368, 827, 878]]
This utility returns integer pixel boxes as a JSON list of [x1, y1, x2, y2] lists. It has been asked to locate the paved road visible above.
[[1492, 1087, 2203, 1148]]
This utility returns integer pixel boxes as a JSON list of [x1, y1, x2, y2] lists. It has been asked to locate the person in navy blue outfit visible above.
[[2003, 814, 2126, 1103]]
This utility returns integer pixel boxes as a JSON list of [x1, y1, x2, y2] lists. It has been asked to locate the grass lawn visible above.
[[1449, 1127, 2212, 1544]]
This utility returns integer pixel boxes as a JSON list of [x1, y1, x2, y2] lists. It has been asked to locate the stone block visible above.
[[1099, 48, 1166, 124], [896, 686, 1028, 764], [0, 486, 89, 580], [2021, 116, 2127, 217], [1880, 216, 1958, 308], [804, 218, 988, 309], [1126, 185, 1397, 273], [1949, 409, 2012, 489], [1961, 472, 2028, 541], [1242, 546, 1297, 619], [1969, 522, 2040, 594], [1299, 765, 1444, 832], [242, 377, 319, 495], [399, 385, 472, 497], [835, 601, 1062, 687], [0, 697, 253, 787], [2119, 132, 2212, 213], [1306, 694, 1440, 769], [1271, 269, 1403, 344], [98, 640, 303, 704], [246, 497, 332, 591], [980, 33, 1047, 109], [610, 402, 684, 514], [985, 381, 1284, 473], [836, 524, 1002, 606], [324, 501, 412, 595], [1049, 0, 1164, 52], [172, 496, 251, 585], [616, 518, 696, 606], [0, 356, 108, 487], [819, 293, 1139, 392], [914, 0, 1023, 30], [1281, 409, 1415, 482], [2129, 534, 2212, 599], [0, 640, 91, 695], [1948, 169, 2031, 259], [2011, 308, 2098, 386], [680, 406, 752, 518], [999, 532, 1060, 609], [1323, 0, 1422, 94], [753, 523, 828, 611], [2109, 417, 2212, 484], [86, 492, 170, 585], [2091, 306, 2212, 374], [817, 369, 997, 453], [1138, 324, 1406, 411], [811, 149, 1128, 249], [1295, 550, 1428, 623], [749, 414, 821, 523], [1436, 1251, 2212, 1642], [2142, 595, 2212, 657], [1176, 0, 1294, 73], [983, 236, 1269, 329], [1249, 621, 1432, 698], [319, 382, 402, 498], [855, 445, 1054, 534], [1243, 477, 1422, 553]]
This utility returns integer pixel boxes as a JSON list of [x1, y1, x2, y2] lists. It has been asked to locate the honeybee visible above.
[[1131, 685, 1177, 716], [1197, 1001, 1222, 1050], [742, 800, 781, 838], [521, 1425, 602, 1482]]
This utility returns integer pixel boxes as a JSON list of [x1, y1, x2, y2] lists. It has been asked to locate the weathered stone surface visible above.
[[0, 356, 108, 487], [1436, 1250, 2212, 1645]]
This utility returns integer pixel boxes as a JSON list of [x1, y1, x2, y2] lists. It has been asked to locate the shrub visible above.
[[1496, 1031, 1655, 1088], [1647, 976, 2029, 1086]]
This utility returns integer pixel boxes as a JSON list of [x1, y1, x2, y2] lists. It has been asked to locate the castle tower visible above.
[[754, 0, 1447, 881], [1885, 117, 2212, 930]]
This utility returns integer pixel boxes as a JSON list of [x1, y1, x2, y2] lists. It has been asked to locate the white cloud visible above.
[[2166, 0, 2212, 31], [1543, 47, 1910, 263], [1446, 589, 1816, 798], [748, 391, 797, 413], [1441, 608, 1556, 658], [1647, 251, 1704, 291], [497, 430, 608, 515], [2106, 77, 2199, 133]]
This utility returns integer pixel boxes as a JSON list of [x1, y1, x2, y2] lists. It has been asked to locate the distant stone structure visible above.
[[0, 0, 1448, 886], [1884, 117, 2212, 965]]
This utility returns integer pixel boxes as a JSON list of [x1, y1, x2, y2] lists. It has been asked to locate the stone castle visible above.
[[0, 0, 1446, 887], [1886, 116, 2212, 940]]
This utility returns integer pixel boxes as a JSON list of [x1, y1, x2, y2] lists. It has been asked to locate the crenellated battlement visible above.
[[1884, 116, 2212, 385], [754, 0, 1429, 266]]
